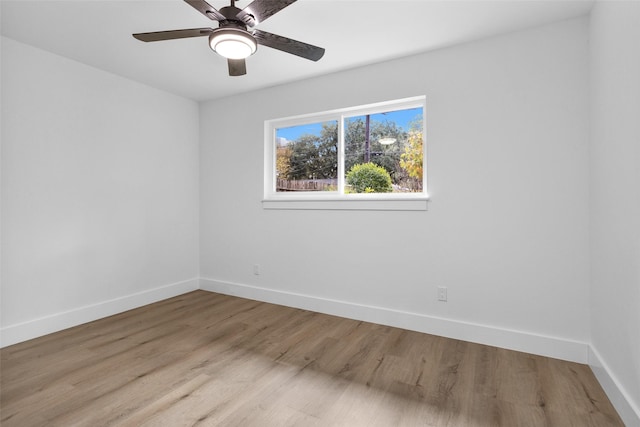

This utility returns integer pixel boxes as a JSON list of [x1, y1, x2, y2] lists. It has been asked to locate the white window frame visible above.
[[263, 96, 428, 211]]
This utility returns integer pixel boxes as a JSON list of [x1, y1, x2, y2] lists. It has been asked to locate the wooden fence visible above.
[[276, 178, 337, 192]]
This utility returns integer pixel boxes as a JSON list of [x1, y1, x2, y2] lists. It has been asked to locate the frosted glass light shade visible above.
[[209, 29, 257, 59]]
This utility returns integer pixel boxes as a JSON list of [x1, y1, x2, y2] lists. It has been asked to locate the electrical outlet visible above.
[[437, 286, 448, 302], [253, 264, 260, 275]]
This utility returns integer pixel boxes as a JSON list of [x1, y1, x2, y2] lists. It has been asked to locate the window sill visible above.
[[262, 196, 429, 211]]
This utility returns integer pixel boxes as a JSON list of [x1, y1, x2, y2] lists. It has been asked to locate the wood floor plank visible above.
[[0, 290, 624, 426]]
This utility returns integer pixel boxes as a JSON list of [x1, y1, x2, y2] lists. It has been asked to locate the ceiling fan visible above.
[[133, 0, 325, 77]]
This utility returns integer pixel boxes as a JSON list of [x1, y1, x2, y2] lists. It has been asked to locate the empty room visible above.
[[1, 0, 638, 425]]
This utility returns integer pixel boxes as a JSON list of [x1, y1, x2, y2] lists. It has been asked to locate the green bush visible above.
[[346, 163, 393, 193]]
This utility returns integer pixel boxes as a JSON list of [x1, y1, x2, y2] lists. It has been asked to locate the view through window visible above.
[[275, 120, 338, 192], [268, 97, 426, 198]]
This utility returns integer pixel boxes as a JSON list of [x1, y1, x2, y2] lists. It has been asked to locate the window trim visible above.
[[263, 96, 428, 211]]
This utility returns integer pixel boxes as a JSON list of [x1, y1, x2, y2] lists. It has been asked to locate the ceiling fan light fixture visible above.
[[209, 28, 257, 59]]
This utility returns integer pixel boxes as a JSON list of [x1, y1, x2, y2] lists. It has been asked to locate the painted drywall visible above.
[[1, 37, 200, 346], [199, 18, 591, 361], [589, 2, 640, 424]]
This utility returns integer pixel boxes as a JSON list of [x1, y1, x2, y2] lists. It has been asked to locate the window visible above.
[[275, 120, 338, 193], [264, 97, 428, 210]]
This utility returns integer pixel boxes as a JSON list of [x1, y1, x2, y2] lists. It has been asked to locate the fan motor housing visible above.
[[218, 6, 244, 22]]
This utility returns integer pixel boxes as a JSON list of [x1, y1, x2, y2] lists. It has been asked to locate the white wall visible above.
[[589, 2, 640, 425], [200, 18, 591, 362], [1, 37, 200, 346]]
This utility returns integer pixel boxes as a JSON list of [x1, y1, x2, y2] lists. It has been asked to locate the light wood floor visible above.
[[1, 291, 623, 426]]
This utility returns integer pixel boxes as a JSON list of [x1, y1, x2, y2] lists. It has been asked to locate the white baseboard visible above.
[[589, 345, 640, 427], [199, 278, 589, 364], [0, 278, 199, 348]]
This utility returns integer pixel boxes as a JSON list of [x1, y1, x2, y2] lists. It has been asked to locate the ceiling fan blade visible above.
[[228, 59, 247, 76], [133, 28, 213, 42], [184, 0, 225, 21], [237, 0, 297, 26], [253, 30, 325, 61]]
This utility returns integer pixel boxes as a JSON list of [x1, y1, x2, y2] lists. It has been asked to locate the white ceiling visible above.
[[1, 0, 594, 101]]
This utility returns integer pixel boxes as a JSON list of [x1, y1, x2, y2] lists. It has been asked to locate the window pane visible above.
[[344, 107, 423, 193], [275, 120, 338, 192]]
